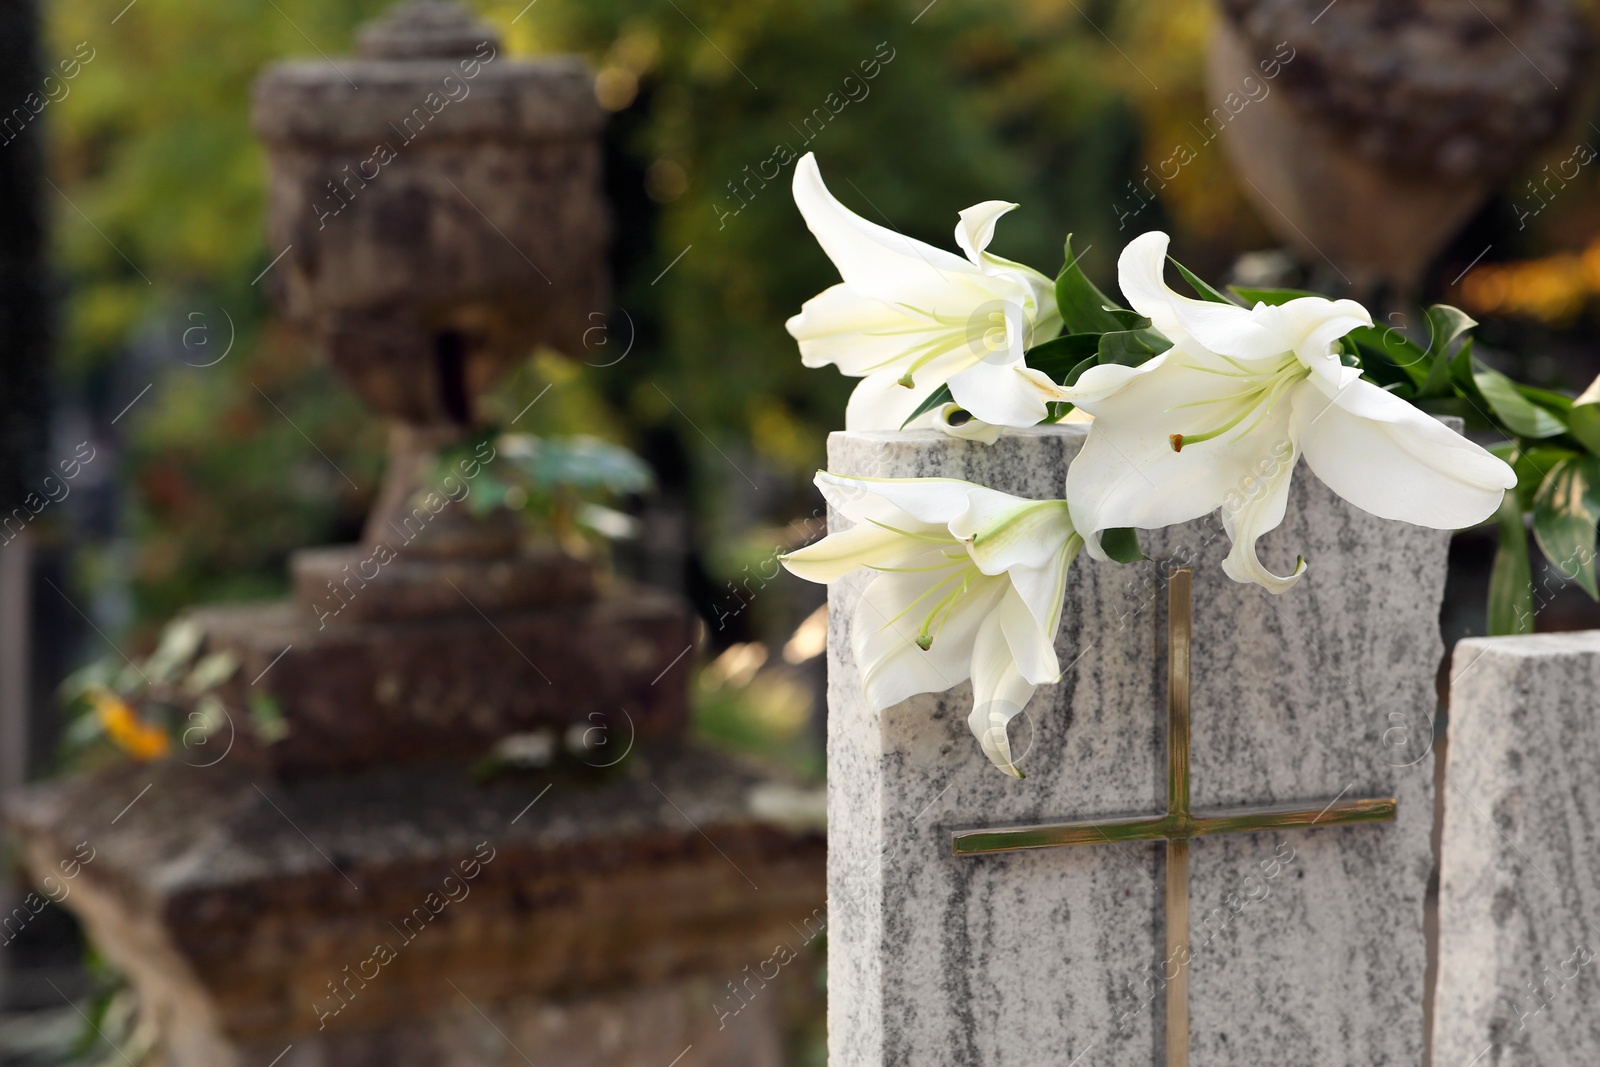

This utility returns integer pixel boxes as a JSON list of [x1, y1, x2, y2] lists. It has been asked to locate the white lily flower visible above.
[[781, 472, 1081, 777], [785, 153, 1063, 432], [1057, 231, 1517, 592]]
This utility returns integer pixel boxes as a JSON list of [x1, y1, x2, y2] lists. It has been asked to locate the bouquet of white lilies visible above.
[[775, 152, 1580, 778]]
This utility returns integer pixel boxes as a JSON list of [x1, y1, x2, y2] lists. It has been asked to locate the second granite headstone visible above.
[[1434, 632, 1600, 1065]]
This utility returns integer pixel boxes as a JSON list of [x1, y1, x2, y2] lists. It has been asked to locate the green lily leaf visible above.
[[1565, 373, 1600, 455], [1350, 327, 1431, 390], [899, 383, 955, 430], [1425, 305, 1476, 358], [1472, 362, 1567, 439], [1100, 527, 1145, 563], [1335, 336, 1363, 367], [1170, 257, 1239, 305], [1228, 286, 1319, 307], [1419, 333, 1469, 399], [1055, 235, 1129, 335], [1518, 384, 1576, 422], [1063, 354, 1101, 386], [1446, 344, 1495, 431], [1097, 328, 1171, 367], [1412, 306, 1476, 399], [1414, 396, 1477, 420], [1531, 455, 1600, 599], [1488, 494, 1535, 636], [1024, 333, 1101, 380], [1357, 341, 1420, 397], [1396, 304, 1477, 402], [1512, 445, 1581, 511], [1106, 309, 1154, 331]]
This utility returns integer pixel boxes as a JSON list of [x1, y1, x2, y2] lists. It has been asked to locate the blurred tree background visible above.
[[40, 0, 1600, 733], [22, 2, 1600, 1061]]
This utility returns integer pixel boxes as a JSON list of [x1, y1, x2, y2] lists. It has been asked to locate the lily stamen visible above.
[[1168, 354, 1308, 452], [877, 562, 975, 633], [916, 565, 979, 649]]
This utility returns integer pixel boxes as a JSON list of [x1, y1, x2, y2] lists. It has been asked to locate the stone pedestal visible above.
[[1434, 633, 1600, 1065], [6, 746, 824, 1067], [826, 425, 1447, 1066], [188, 579, 690, 777]]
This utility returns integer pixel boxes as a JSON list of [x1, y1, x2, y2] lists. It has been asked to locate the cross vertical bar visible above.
[[1165, 566, 1193, 1067], [1168, 566, 1192, 819], [1165, 838, 1190, 1067]]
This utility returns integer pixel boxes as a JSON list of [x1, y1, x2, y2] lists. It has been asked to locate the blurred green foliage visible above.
[[49, 0, 1246, 637], [34, 3, 1600, 1059], [46, 0, 1600, 653]]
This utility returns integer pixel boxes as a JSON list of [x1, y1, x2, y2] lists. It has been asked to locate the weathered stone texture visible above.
[[188, 582, 690, 776], [4, 744, 823, 1067], [1435, 633, 1600, 1066], [827, 424, 1447, 1066]]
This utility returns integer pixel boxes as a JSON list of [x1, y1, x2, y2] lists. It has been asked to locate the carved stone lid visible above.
[[251, 0, 602, 145], [355, 0, 501, 59]]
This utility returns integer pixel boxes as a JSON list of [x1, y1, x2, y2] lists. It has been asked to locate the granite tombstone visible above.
[[825, 424, 1447, 1066]]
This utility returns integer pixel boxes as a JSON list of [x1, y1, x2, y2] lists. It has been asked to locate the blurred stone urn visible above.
[[184, 0, 695, 777], [1210, 0, 1592, 299], [252, 0, 609, 551]]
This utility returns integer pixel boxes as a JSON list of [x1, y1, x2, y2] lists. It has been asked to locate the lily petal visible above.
[[819, 470, 940, 531], [934, 405, 1004, 444], [1117, 232, 1373, 371], [844, 366, 949, 432], [1117, 232, 1268, 354], [954, 494, 1079, 636], [947, 360, 1057, 428], [781, 522, 927, 584], [854, 569, 1006, 709], [816, 471, 1029, 531], [1218, 439, 1305, 592], [1056, 351, 1174, 407], [955, 497, 1074, 572], [1266, 297, 1373, 366], [1000, 537, 1082, 640], [955, 200, 1018, 266], [993, 583, 1061, 684], [786, 284, 957, 375], [1290, 377, 1515, 529], [969, 605, 1040, 778], [793, 153, 972, 301]]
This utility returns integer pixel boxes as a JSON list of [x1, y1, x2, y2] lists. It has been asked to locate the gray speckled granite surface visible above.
[[826, 425, 1447, 1066], [1434, 633, 1600, 1067]]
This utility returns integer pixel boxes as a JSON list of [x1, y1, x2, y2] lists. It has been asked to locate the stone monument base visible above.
[[4, 744, 824, 1067]]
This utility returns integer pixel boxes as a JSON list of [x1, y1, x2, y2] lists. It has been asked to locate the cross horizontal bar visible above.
[[950, 796, 1396, 856]]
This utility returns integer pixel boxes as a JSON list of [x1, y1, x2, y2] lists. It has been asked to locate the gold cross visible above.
[[951, 567, 1397, 1067]]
